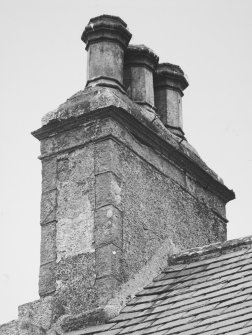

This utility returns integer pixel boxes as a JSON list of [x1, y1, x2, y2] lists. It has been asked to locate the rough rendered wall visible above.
[[0, 321, 19, 335], [117, 141, 226, 281], [36, 115, 227, 326]]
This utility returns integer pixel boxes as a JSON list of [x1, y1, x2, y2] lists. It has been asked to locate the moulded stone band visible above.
[[86, 76, 127, 95], [135, 101, 157, 112], [154, 81, 186, 96]]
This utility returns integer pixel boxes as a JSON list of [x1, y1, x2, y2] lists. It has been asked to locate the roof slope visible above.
[[75, 236, 252, 335]]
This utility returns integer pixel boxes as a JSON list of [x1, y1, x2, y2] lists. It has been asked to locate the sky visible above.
[[0, 0, 252, 325]]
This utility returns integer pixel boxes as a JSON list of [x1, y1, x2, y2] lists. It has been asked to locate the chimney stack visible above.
[[124, 45, 159, 111], [82, 15, 132, 92], [23, 14, 234, 335], [154, 63, 189, 138]]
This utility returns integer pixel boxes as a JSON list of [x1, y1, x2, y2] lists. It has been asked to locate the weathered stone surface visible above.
[[87, 41, 124, 85], [41, 158, 57, 193], [94, 139, 122, 178], [39, 261, 56, 297], [40, 221, 56, 264], [18, 296, 55, 332], [95, 172, 122, 210], [155, 88, 183, 128], [154, 62, 188, 134], [124, 44, 158, 109], [40, 190, 57, 225], [115, 140, 227, 282], [95, 276, 120, 306], [95, 244, 122, 279], [35, 112, 230, 328], [94, 205, 122, 249], [56, 146, 95, 261], [34, 111, 231, 331], [82, 15, 131, 90], [55, 253, 97, 316], [40, 119, 98, 157], [61, 307, 110, 332], [36, 86, 233, 205], [0, 320, 19, 335]]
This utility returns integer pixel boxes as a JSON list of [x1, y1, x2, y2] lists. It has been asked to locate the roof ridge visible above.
[[169, 235, 252, 265]]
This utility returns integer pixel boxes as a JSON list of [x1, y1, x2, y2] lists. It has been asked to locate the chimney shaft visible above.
[[82, 15, 132, 92], [124, 45, 158, 110], [25, 14, 234, 334], [154, 63, 188, 137]]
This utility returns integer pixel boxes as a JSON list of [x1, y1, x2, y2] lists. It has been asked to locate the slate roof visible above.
[[71, 236, 252, 335]]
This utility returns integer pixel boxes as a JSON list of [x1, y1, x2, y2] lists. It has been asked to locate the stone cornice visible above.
[[32, 88, 235, 204]]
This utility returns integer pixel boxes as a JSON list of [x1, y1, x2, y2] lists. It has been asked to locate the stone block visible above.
[[56, 253, 97, 316], [40, 222, 56, 264], [18, 296, 55, 332], [56, 147, 95, 220], [40, 190, 57, 225], [57, 157, 69, 183], [40, 121, 97, 157], [0, 320, 19, 335], [95, 172, 122, 210], [56, 209, 95, 260], [95, 244, 122, 280], [95, 276, 120, 305], [94, 205, 122, 249], [39, 261, 56, 297], [95, 139, 122, 178], [41, 158, 57, 193]]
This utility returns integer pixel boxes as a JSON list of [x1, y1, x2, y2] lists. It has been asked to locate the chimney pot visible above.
[[82, 15, 132, 92], [154, 63, 189, 137], [124, 44, 159, 110]]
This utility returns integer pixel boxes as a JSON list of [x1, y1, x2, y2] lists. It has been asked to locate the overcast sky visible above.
[[0, 0, 251, 325]]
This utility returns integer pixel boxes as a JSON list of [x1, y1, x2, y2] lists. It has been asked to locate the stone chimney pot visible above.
[[154, 62, 189, 137], [124, 44, 159, 110], [82, 15, 132, 92]]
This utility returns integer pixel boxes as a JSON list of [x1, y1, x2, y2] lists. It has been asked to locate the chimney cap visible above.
[[125, 44, 159, 71], [82, 14, 132, 50], [155, 63, 189, 92], [89, 14, 127, 27]]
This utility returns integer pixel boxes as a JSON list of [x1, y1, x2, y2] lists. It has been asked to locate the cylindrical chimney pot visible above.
[[154, 63, 189, 137], [82, 15, 132, 92], [124, 45, 159, 111]]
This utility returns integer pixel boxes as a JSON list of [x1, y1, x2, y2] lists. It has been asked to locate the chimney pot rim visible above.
[[155, 63, 189, 91], [82, 15, 132, 48], [89, 14, 128, 27], [158, 62, 185, 75], [125, 44, 159, 70]]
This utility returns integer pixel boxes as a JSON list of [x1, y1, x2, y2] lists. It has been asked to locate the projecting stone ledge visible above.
[[33, 86, 235, 204]]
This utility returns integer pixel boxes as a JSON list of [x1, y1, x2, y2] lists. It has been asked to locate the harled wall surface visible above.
[[36, 114, 227, 321]]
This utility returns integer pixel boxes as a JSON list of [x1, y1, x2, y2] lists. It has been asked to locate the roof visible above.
[[72, 236, 252, 335]]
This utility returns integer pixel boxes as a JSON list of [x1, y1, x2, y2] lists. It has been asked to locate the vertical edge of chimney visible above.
[[82, 15, 132, 93], [154, 63, 189, 138], [124, 44, 159, 111]]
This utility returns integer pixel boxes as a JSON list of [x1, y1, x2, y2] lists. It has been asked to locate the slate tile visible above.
[[89, 240, 252, 335], [224, 325, 252, 335]]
